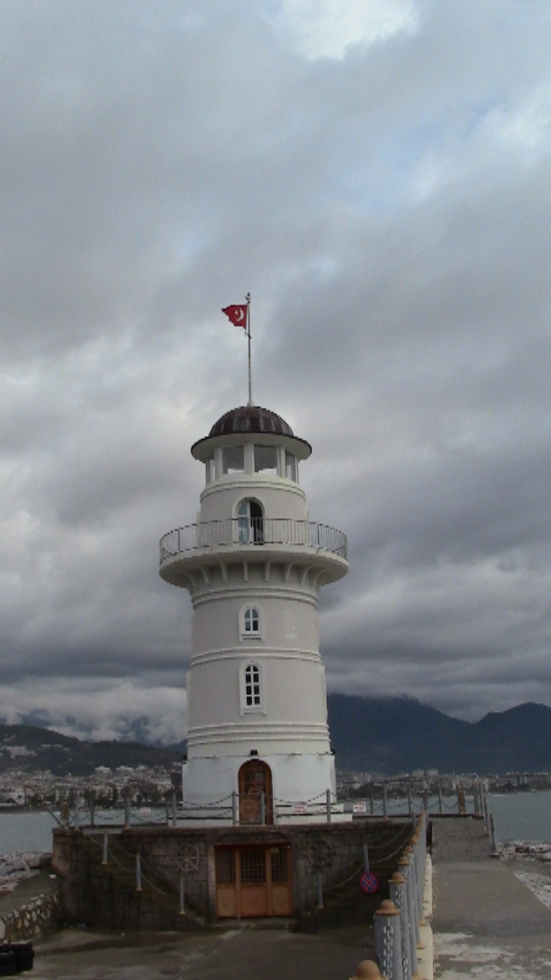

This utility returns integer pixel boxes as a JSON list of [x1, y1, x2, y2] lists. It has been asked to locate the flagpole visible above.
[[246, 292, 253, 405]]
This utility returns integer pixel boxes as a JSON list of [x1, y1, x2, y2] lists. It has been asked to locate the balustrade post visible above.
[[326, 788, 332, 823], [135, 853, 142, 893], [404, 846, 420, 944], [483, 791, 490, 834], [397, 857, 418, 976], [179, 871, 185, 916], [375, 900, 403, 980], [389, 872, 411, 980]]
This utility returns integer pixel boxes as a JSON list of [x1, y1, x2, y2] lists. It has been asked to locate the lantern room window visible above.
[[223, 445, 245, 474], [285, 451, 297, 481], [254, 445, 278, 475]]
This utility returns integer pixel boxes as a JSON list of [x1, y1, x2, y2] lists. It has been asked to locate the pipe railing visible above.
[[159, 518, 348, 563]]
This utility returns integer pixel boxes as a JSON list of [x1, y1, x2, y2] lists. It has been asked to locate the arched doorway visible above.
[[237, 500, 264, 544], [238, 759, 273, 824]]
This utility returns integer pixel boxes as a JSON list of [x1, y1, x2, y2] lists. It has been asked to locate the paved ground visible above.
[[30, 924, 372, 980], [432, 816, 551, 979]]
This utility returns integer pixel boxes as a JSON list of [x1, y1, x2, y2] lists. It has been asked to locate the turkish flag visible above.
[[222, 304, 247, 329]]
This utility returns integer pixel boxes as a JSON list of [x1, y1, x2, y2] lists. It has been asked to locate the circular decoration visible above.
[[360, 872, 380, 894]]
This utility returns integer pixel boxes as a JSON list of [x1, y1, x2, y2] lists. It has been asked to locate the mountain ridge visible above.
[[2, 696, 551, 776]]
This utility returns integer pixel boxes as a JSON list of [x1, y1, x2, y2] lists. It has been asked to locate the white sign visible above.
[[353, 802, 367, 814], [292, 803, 308, 814]]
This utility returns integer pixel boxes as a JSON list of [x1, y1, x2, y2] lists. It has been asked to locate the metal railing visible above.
[[160, 518, 348, 564]]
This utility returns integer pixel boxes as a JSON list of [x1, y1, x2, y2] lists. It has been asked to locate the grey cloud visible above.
[[1, 1, 551, 741]]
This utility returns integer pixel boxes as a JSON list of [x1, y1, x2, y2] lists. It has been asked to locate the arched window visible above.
[[240, 603, 262, 640], [244, 664, 261, 707], [240, 661, 265, 715], [237, 500, 264, 544]]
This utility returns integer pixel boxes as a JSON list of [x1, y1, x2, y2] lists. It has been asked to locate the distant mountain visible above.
[[327, 695, 551, 775], [0, 724, 183, 777], [2, 697, 551, 777]]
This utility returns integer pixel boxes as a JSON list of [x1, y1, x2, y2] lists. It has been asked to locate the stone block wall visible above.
[[52, 819, 413, 929], [0, 888, 63, 942]]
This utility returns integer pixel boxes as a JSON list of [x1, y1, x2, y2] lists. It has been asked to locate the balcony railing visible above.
[[160, 518, 348, 564]]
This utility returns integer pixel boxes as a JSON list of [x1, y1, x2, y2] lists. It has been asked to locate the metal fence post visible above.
[[102, 831, 109, 866], [383, 783, 388, 820], [407, 785, 413, 818], [438, 783, 443, 814], [90, 796, 95, 828], [363, 843, 370, 873], [232, 791, 238, 825], [172, 791, 177, 828], [260, 791, 266, 825], [490, 813, 498, 855], [375, 899, 403, 980], [74, 796, 80, 830], [317, 873, 324, 909], [370, 785, 375, 816], [135, 853, 142, 892], [179, 871, 185, 915], [326, 788, 332, 823], [124, 795, 130, 828]]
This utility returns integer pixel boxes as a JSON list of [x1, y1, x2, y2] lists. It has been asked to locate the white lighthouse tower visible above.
[[159, 404, 348, 824]]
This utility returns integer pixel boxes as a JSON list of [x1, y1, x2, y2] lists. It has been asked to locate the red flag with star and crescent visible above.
[[222, 304, 248, 329]]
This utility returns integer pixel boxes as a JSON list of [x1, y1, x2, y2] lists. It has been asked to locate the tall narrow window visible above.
[[240, 603, 262, 639], [237, 500, 264, 544], [285, 451, 297, 481], [244, 664, 261, 707], [244, 607, 259, 634]]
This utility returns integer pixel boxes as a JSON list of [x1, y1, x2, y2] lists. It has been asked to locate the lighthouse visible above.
[[159, 403, 348, 824]]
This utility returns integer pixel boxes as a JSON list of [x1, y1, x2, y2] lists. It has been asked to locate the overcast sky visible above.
[[1, 0, 551, 744]]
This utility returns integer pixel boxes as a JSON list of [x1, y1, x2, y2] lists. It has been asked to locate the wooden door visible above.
[[215, 845, 293, 919], [238, 760, 273, 824]]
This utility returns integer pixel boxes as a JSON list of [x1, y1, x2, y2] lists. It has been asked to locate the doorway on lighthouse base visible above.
[[238, 760, 274, 825]]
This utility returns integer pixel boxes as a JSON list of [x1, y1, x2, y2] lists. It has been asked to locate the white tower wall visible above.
[[159, 405, 348, 824]]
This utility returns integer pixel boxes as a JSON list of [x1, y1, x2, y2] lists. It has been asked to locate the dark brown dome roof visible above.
[[209, 405, 294, 438]]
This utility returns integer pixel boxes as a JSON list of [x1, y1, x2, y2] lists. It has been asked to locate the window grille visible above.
[[270, 848, 289, 883], [244, 607, 260, 634], [245, 664, 261, 706], [240, 849, 266, 885], [215, 848, 236, 885]]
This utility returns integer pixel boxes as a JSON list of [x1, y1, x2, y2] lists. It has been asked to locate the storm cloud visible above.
[[1, 0, 551, 742]]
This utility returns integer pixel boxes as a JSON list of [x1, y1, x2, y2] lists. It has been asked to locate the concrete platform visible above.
[[29, 924, 375, 980], [432, 816, 551, 978]]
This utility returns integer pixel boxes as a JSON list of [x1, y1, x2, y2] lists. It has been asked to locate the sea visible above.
[[1, 792, 550, 855]]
